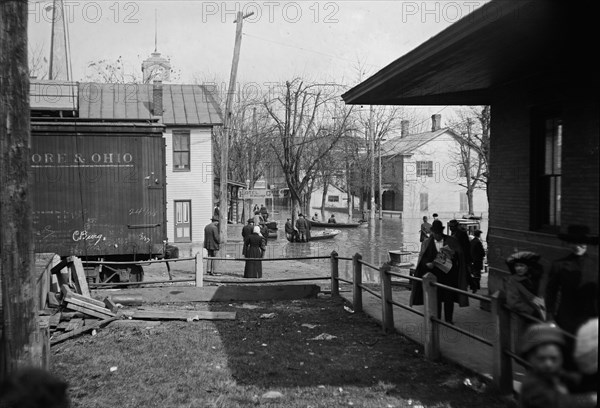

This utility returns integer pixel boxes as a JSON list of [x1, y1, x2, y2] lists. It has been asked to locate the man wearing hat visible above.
[[295, 213, 310, 242], [410, 219, 470, 324], [241, 218, 255, 256], [546, 225, 598, 335], [470, 229, 486, 293], [203, 216, 221, 275]]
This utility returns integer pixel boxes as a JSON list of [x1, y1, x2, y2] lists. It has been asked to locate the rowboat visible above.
[[286, 229, 340, 242], [309, 220, 365, 228]]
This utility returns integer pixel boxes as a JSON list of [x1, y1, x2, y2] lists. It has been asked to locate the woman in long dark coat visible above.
[[409, 220, 469, 324], [244, 226, 265, 278]]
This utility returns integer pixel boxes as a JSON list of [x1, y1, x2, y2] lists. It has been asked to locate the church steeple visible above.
[[141, 9, 171, 83]]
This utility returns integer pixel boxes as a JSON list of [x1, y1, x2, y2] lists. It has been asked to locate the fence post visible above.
[[352, 253, 363, 313], [330, 251, 339, 297], [491, 290, 512, 394], [380, 263, 394, 333], [195, 252, 203, 287], [422, 272, 440, 360]]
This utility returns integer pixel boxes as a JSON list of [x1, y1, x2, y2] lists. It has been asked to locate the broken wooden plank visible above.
[[48, 313, 61, 329], [49, 254, 62, 293], [93, 284, 321, 303], [103, 297, 118, 313], [69, 256, 90, 297], [64, 303, 116, 320], [56, 321, 70, 331], [63, 293, 115, 317], [51, 316, 118, 345], [48, 292, 60, 308], [60, 285, 105, 308], [122, 309, 236, 321], [65, 318, 84, 332]]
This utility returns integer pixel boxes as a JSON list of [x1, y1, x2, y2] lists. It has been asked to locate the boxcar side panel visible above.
[[31, 129, 166, 258]]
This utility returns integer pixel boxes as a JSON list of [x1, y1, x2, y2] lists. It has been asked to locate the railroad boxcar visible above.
[[30, 118, 167, 282]]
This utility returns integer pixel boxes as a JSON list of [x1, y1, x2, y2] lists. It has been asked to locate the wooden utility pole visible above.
[[0, 1, 39, 380], [219, 11, 253, 246]]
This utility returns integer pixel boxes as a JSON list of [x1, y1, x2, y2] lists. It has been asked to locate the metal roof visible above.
[[30, 80, 77, 111], [78, 83, 223, 126]]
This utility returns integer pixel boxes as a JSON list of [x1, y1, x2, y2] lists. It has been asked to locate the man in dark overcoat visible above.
[[546, 225, 598, 335], [410, 220, 469, 323], [296, 213, 310, 242], [449, 219, 475, 292], [241, 218, 254, 256], [470, 230, 486, 293], [203, 216, 220, 275], [420, 216, 431, 243]]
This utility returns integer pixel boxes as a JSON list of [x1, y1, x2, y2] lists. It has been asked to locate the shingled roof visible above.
[[380, 128, 458, 158]]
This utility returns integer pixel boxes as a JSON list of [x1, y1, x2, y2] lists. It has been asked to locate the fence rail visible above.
[[87, 248, 565, 395]]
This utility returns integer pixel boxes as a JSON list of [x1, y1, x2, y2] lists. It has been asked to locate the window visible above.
[[532, 111, 562, 230], [420, 193, 428, 212], [459, 192, 468, 212], [416, 161, 433, 177], [173, 130, 190, 171], [174, 200, 191, 242], [328, 195, 340, 203]]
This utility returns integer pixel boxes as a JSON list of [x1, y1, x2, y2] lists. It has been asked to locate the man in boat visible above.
[[328, 214, 337, 224], [296, 213, 310, 242], [260, 204, 269, 221], [285, 218, 297, 242], [312, 213, 319, 221]]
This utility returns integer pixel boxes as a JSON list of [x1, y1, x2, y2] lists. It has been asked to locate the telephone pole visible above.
[[219, 11, 254, 246], [1, 1, 40, 379], [369, 105, 375, 221]]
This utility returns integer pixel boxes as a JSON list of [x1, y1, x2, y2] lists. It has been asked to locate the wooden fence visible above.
[[79, 249, 575, 395]]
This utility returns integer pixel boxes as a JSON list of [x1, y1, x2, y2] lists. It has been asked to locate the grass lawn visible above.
[[52, 295, 515, 408]]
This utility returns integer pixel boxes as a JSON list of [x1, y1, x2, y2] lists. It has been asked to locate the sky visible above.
[[27, 0, 489, 122]]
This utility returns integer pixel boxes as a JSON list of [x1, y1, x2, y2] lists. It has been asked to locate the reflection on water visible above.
[[215, 210, 488, 284]]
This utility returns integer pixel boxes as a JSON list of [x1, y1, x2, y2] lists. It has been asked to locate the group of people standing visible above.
[[412, 217, 482, 324]]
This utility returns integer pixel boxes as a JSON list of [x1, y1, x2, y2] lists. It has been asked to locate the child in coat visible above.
[[518, 323, 596, 408]]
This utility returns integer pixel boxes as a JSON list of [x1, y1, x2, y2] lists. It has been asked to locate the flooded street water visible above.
[[207, 209, 488, 283]]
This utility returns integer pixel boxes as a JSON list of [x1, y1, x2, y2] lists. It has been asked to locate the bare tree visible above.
[[28, 42, 48, 80], [263, 79, 353, 226], [448, 106, 490, 215], [84, 56, 181, 84]]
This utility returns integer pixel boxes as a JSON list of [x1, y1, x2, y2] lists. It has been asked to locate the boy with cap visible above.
[[518, 323, 597, 407]]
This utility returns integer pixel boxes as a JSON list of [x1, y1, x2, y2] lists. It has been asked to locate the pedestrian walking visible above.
[[241, 218, 254, 256], [517, 323, 597, 408], [243, 226, 265, 278], [449, 219, 476, 292], [546, 225, 598, 335], [409, 220, 469, 324], [203, 216, 220, 275], [470, 229, 486, 292], [420, 216, 431, 243]]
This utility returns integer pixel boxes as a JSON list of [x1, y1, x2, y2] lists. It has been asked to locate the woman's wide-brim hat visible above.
[[430, 220, 445, 233], [557, 225, 598, 245], [505, 251, 541, 274]]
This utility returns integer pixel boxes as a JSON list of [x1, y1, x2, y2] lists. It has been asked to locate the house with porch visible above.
[[379, 115, 488, 221], [342, 0, 598, 296]]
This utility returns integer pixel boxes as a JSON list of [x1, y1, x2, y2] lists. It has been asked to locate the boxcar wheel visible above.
[[129, 264, 144, 282]]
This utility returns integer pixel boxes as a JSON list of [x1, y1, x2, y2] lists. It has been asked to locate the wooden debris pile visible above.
[[37, 254, 237, 346], [40, 255, 119, 345]]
